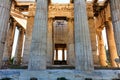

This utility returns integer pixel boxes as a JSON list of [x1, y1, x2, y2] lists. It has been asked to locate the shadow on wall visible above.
[[0, 77, 12, 80], [30, 77, 38, 80], [57, 77, 68, 80]]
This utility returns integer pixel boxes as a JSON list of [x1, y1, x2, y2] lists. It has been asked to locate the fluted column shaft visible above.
[[47, 18, 53, 66], [88, 17, 98, 65], [105, 21, 118, 67], [55, 48, 58, 60], [3, 20, 17, 62], [62, 48, 65, 60], [22, 4, 34, 66], [74, 0, 94, 71], [28, 0, 48, 70], [0, 0, 12, 68], [14, 28, 24, 65], [67, 18, 75, 66], [97, 29, 107, 66], [87, 3, 98, 65], [110, 0, 120, 56]]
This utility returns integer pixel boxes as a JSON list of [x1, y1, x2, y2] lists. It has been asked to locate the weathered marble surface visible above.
[[22, 4, 35, 66], [47, 18, 53, 66], [74, 0, 93, 71], [0, 0, 12, 68], [67, 18, 75, 66], [110, 0, 120, 56], [87, 3, 98, 65], [0, 70, 20, 80], [105, 21, 118, 67], [96, 29, 107, 66], [3, 21, 16, 62], [28, 0, 48, 70], [105, 4, 118, 67], [0, 69, 120, 80]]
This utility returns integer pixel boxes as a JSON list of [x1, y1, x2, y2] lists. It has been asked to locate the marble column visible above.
[[0, 0, 12, 68], [14, 28, 24, 65], [74, 0, 94, 71], [105, 21, 118, 67], [62, 48, 65, 60], [2, 20, 17, 62], [22, 4, 34, 66], [67, 18, 75, 66], [87, 3, 99, 65], [109, 0, 120, 56], [56, 49, 58, 60], [28, 0, 48, 70], [47, 18, 53, 66], [97, 29, 107, 66]]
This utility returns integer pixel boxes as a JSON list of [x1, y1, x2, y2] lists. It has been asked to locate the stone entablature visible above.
[[48, 4, 74, 18]]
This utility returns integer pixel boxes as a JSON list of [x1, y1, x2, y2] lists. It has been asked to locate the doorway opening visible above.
[[54, 44, 67, 65]]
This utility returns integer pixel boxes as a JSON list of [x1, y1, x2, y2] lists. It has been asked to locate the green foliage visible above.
[[57, 77, 67, 80], [10, 57, 14, 64]]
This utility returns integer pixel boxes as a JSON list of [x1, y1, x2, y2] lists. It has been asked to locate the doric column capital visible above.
[[68, 18, 74, 22], [48, 17, 53, 22], [28, 4, 36, 17], [86, 3, 94, 20], [13, 21, 17, 26]]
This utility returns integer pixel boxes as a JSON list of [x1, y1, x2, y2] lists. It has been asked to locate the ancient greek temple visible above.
[[0, 0, 120, 80]]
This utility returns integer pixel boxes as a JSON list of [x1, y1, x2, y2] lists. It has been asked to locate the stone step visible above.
[[0, 70, 120, 80], [47, 65, 75, 69]]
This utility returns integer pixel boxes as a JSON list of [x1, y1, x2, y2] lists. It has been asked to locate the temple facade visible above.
[[0, 0, 120, 80]]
